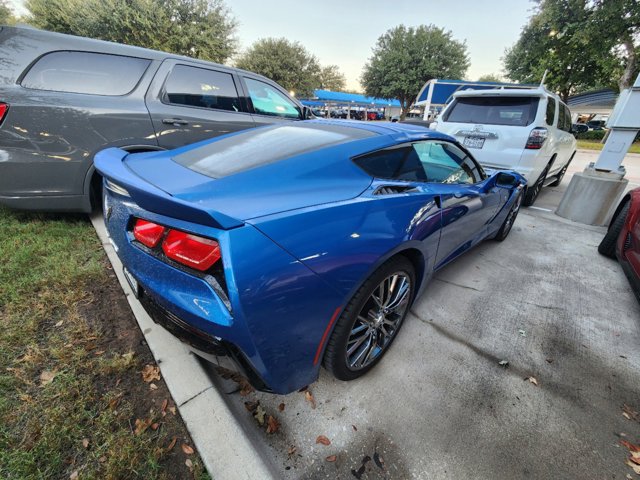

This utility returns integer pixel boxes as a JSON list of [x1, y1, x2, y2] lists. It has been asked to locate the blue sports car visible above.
[[96, 120, 525, 394]]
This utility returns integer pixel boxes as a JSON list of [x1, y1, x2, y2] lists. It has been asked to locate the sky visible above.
[[8, 0, 534, 91]]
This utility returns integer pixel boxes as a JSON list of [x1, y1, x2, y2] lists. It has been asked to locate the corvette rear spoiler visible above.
[[94, 148, 244, 230]]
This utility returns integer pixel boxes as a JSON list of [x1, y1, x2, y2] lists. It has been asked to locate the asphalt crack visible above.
[[434, 277, 482, 292]]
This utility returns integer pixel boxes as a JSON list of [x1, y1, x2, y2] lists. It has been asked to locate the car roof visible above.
[[304, 119, 453, 141], [452, 86, 556, 100], [3, 26, 272, 80]]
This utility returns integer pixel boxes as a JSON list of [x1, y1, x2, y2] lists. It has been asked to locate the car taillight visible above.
[[0, 103, 8, 124], [525, 127, 548, 149], [162, 230, 221, 271], [133, 219, 166, 248]]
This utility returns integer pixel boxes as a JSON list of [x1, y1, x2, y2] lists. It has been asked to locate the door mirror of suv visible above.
[[302, 106, 314, 120], [495, 172, 518, 188]]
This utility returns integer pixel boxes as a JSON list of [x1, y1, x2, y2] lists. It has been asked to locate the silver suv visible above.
[[0, 26, 310, 212]]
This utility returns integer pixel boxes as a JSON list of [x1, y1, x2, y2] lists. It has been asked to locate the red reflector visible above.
[[0, 103, 8, 123], [162, 230, 221, 271], [133, 219, 166, 248]]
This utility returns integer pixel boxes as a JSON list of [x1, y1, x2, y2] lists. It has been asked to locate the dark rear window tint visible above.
[[21, 51, 150, 96], [173, 123, 375, 178], [164, 65, 240, 112], [444, 96, 539, 126]]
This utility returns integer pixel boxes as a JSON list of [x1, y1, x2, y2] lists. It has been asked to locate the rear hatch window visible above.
[[444, 96, 539, 127], [172, 123, 375, 178]]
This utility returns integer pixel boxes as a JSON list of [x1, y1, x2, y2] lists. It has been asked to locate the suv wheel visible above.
[[523, 164, 550, 207], [598, 201, 629, 258], [549, 152, 575, 187]]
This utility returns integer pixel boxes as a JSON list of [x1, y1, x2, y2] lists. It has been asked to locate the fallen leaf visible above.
[[161, 399, 168, 417], [69, 471, 79, 480], [93, 350, 105, 356], [185, 458, 193, 470], [108, 395, 122, 410], [374, 451, 385, 469], [352, 464, 366, 479], [151, 423, 160, 431], [82, 438, 89, 449], [141, 364, 161, 383], [39, 370, 57, 386], [624, 412, 633, 420], [55, 320, 63, 327], [244, 400, 259, 413], [498, 360, 509, 368], [305, 390, 316, 409], [134, 418, 153, 435], [288, 445, 297, 455], [630, 455, 640, 466], [621, 440, 640, 452], [278, 402, 285, 412], [326, 455, 337, 462], [266, 415, 280, 434], [623, 404, 639, 422], [98, 456, 107, 463], [169, 406, 176, 415], [626, 459, 640, 475], [352, 425, 357, 431], [526, 376, 539, 386], [163, 437, 177, 453], [316, 435, 331, 446], [254, 405, 266, 425], [239, 382, 254, 396], [182, 444, 194, 455], [149, 383, 158, 391]]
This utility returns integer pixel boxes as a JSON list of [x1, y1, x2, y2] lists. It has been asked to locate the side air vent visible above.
[[374, 185, 417, 195]]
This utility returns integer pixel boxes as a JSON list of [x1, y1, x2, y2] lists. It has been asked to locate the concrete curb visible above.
[[90, 213, 275, 480]]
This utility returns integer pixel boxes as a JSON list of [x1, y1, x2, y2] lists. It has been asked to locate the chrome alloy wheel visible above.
[[503, 192, 522, 233], [346, 272, 412, 370]]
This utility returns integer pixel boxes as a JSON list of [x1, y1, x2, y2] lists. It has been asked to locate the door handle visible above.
[[162, 118, 189, 126]]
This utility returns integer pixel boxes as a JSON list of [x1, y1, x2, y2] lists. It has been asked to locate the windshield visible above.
[[444, 96, 539, 126]]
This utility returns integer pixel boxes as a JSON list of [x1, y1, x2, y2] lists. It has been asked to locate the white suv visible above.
[[433, 87, 577, 206]]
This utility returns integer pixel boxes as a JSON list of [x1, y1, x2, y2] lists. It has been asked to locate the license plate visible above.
[[463, 136, 485, 149], [123, 267, 139, 298]]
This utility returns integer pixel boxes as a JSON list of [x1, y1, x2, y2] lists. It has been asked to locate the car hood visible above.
[[123, 146, 375, 221]]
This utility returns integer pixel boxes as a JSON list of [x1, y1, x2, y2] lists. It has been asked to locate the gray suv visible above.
[[0, 26, 311, 212]]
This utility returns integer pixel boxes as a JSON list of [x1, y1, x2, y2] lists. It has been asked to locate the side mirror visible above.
[[495, 172, 518, 188]]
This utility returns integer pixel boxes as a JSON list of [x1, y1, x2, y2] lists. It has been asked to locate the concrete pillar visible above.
[[556, 166, 628, 226]]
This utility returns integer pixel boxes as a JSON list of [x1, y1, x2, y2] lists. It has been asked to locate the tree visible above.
[[503, 0, 638, 100], [477, 74, 503, 83], [318, 65, 346, 91], [24, 0, 237, 63], [0, 0, 15, 24], [589, 0, 639, 90], [235, 38, 321, 97], [361, 25, 469, 119]]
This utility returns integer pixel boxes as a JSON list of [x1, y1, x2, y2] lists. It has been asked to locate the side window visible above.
[[163, 65, 240, 112], [557, 103, 570, 132], [353, 141, 484, 184], [563, 104, 572, 132], [21, 51, 150, 96], [545, 97, 556, 126], [244, 78, 301, 119], [414, 141, 483, 184]]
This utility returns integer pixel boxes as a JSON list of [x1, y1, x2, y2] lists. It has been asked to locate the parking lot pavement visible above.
[[209, 155, 640, 479]]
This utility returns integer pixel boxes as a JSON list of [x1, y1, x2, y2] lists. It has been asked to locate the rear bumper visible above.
[[138, 286, 272, 391]]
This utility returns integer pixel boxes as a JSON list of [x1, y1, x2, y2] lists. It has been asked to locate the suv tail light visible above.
[[0, 103, 8, 125], [525, 127, 548, 149], [162, 230, 221, 272]]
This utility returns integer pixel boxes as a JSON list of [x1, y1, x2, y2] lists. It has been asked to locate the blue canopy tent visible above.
[[302, 90, 402, 120]]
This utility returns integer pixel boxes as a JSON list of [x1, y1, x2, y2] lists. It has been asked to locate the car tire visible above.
[[494, 191, 523, 241], [523, 163, 550, 207], [598, 201, 630, 258], [323, 256, 415, 381], [548, 152, 575, 187]]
